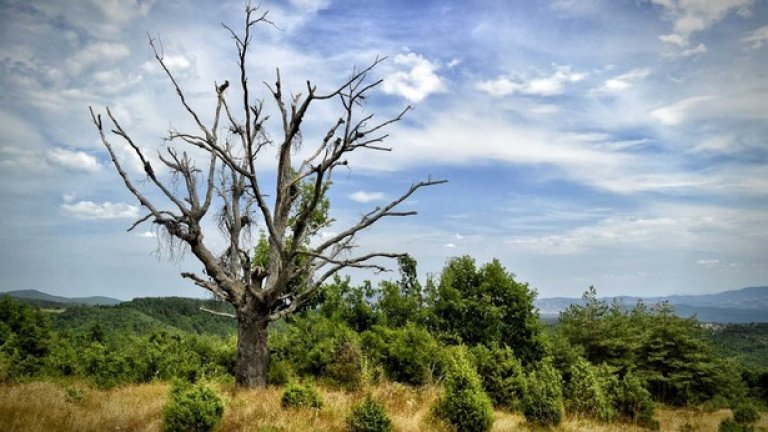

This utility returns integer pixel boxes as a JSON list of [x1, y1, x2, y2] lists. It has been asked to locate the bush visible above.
[[327, 338, 365, 390], [163, 380, 224, 432], [281, 383, 323, 409], [347, 395, 393, 432], [719, 419, 754, 432], [564, 357, 617, 422], [64, 386, 85, 404], [362, 324, 444, 386], [732, 400, 760, 424], [615, 371, 658, 430], [469, 344, 526, 410], [268, 360, 295, 386], [522, 360, 563, 427], [434, 347, 494, 432]]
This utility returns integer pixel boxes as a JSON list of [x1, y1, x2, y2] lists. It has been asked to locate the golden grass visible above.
[[0, 380, 766, 432]]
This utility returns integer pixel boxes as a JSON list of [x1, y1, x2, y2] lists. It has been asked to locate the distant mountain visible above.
[[536, 286, 768, 323], [1, 289, 123, 306]]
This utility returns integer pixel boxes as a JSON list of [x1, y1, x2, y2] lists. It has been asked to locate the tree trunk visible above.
[[234, 309, 270, 388]]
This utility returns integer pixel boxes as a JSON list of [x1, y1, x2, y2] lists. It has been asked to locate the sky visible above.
[[0, 0, 766, 301]]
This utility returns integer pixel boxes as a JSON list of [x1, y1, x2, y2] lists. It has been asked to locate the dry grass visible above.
[[0, 380, 766, 432]]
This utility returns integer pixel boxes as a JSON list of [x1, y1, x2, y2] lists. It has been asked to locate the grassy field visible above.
[[0, 380, 765, 432]]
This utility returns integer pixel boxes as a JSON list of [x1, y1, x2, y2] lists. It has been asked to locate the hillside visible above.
[[1, 289, 122, 306], [536, 286, 768, 323], [50, 297, 237, 337]]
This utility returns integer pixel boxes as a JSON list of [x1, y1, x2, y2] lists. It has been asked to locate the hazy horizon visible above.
[[1, 0, 767, 301]]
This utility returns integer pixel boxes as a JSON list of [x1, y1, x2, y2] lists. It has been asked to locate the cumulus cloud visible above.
[[742, 25, 768, 49], [46, 148, 101, 173], [61, 200, 139, 220], [382, 53, 445, 102], [477, 66, 586, 97], [601, 68, 651, 92], [653, 0, 754, 49], [349, 191, 385, 203], [138, 231, 157, 238]]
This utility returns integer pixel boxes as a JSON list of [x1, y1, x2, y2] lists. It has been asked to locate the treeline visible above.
[[1, 256, 767, 430]]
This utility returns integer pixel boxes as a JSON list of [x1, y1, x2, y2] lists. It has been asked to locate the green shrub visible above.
[[615, 371, 658, 430], [64, 386, 85, 404], [719, 419, 754, 432], [163, 380, 224, 432], [280, 383, 323, 409], [434, 347, 494, 432], [268, 360, 295, 386], [347, 395, 393, 432], [565, 358, 617, 422], [469, 344, 526, 410], [522, 360, 564, 427], [732, 400, 760, 424], [327, 338, 365, 390], [362, 324, 443, 386]]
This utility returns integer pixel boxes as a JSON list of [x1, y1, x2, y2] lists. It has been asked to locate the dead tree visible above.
[[89, 4, 445, 388]]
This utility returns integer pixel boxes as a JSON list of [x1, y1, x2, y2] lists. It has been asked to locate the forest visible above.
[[1, 255, 766, 431]]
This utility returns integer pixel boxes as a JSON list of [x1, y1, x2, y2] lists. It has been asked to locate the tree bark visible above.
[[234, 309, 270, 388]]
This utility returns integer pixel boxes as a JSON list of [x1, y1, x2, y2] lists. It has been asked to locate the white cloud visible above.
[[680, 43, 707, 57], [349, 191, 385, 203], [742, 25, 768, 49], [382, 53, 446, 102], [141, 54, 193, 74], [138, 231, 157, 238], [46, 148, 101, 173], [455, 233, 464, 240], [654, 0, 755, 49], [477, 66, 586, 97], [67, 42, 130, 75], [650, 95, 715, 125], [697, 259, 721, 267], [62, 192, 77, 203], [601, 68, 651, 92], [443, 243, 457, 248], [61, 201, 139, 220], [289, 0, 332, 12]]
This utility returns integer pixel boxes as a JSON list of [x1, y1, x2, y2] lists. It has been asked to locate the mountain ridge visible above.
[[535, 286, 768, 323]]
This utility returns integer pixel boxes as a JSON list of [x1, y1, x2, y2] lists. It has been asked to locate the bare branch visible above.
[[199, 306, 237, 319]]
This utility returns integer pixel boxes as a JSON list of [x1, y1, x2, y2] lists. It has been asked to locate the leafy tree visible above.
[[429, 256, 545, 364], [0, 296, 51, 379], [90, 4, 444, 387]]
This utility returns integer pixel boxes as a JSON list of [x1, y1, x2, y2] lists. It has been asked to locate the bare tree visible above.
[[89, 4, 445, 388]]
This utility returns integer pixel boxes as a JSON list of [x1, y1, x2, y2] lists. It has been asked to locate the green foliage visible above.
[[346, 395, 393, 432], [719, 419, 754, 432], [271, 313, 362, 387], [469, 344, 526, 410], [615, 371, 658, 430], [0, 296, 51, 379], [429, 256, 545, 365], [64, 386, 84, 404], [434, 347, 494, 432], [709, 323, 768, 370], [362, 323, 443, 386], [564, 357, 617, 422], [557, 287, 741, 406], [281, 383, 323, 409], [522, 360, 564, 427], [731, 400, 760, 424], [163, 380, 224, 432], [268, 359, 295, 386]]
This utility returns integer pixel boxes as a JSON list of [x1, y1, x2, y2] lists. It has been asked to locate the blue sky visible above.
[[0, 0, 766, 300]]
